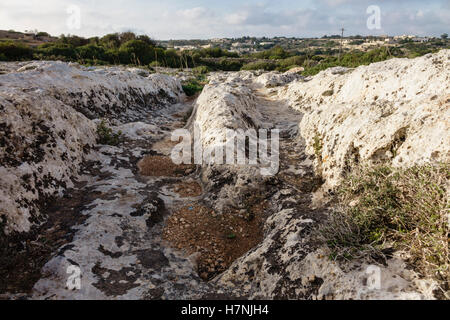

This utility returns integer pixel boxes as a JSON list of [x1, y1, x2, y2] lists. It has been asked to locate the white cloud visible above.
[[225, 12, 248, 25], [176, 7, 209, 20], [0, 0, 448, 39]]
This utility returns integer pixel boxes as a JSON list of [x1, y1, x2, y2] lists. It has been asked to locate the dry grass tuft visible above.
[[322, 163, 449, 297]]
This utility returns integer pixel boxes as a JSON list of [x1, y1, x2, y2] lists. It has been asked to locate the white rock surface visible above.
[[193, 72, 263, 151], [279, 50, 450, 187], [0, 61, 183, 234], [190, 53, 449, 299], [1, 51, 448, 300]]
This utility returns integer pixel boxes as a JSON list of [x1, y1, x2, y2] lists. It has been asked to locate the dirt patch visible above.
[[280, 173, 323, 193], [138, 155, 196, 177], [151, 138, 180, 156], [171, 181, 203, 197], [163, 201, 268, 281]]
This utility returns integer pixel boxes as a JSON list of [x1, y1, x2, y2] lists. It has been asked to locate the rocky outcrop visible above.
[[0, 61, 183, 234], [193, 72, 263, 150], [1, 51, 448, 300], [191, 52, 449, 299], [255, 71, 303, 88], [279, 50, 450, 188]]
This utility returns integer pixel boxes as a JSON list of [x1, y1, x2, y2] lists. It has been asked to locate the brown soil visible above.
[[150, 138, 181, 156], [163, 201, 268, 281], [138, 155, 196, 177], [171, 181, 203, 197]]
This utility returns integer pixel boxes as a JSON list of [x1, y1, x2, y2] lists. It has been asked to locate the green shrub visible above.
[[75, 44, 107, 61], [0, 41, 33, 61], [59, 35, 89, 47], [36, 43, 76, 60], [218, 58, 242, 71], [118, 40, 155, 65], [198, 58, 242, 71], [302, 47, 401, 76], [149, 61, 161, 67], [276, 56, 305, 71], [252, 46, 290, 60], [182, 78, 204, 96], [195, 47, 238, 58], [97, 120, 122, 146], [36, 32, 50, 37], [322, 163, 449, 295], [163, 49, 183, 68], [241, 61, 276, 71], [193, 65, 209, 75]]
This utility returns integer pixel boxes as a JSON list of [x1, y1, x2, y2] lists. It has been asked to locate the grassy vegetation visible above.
[[182, 77, 206, 96], [0, 32, 197, 68], [96, 120, 122, 146], [241, 61, 277, 71], [313, 133, 323, 162], [301, 47, 397, 75], [322, 163, 449, 295], [2, 31, 447, 75], [0, 41, 33, 60]]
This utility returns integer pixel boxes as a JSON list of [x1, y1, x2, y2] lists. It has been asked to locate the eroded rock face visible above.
[[0, 61, 183, 234], [279, 50, 450, 188], [1, 52, 447, 299], [214, 208, 433, 300], [190, 55, 447, 299], [190, 72, 282, 213]]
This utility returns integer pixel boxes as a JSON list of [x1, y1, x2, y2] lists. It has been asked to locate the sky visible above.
[[0, 0, 449, 39]]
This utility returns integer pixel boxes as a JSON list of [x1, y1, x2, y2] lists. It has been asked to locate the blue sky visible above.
[[0, 0, 448, 39]]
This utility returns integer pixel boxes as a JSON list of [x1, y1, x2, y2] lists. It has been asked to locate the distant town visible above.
[[1, 29, 445, 54], [159, 34, 441, 54], [1, 29, 448, 77]]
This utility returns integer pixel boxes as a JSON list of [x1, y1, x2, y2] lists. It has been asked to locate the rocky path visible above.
[[26, 98, 216, 299], [17, 78, 325, 300], [3, 53, 447, 300], [209, 83, 329, 299]]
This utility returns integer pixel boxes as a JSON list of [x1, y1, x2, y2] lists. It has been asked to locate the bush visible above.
[[182, 78, 204, 96], [276, 56, 306, 71], [218, 58, 242, 71], [97, 120, 122, 146], [36, 32, 50, 37], [253, 46, 290, 60], [118, 40, 155, 65], [59, 35, 89, 47], [163, 49, 183, 68], [100, 33, 121, 49], [36, 43, 76, 60], [75, 44, 107, 61], [241, 61, 276, 71], [193, 65, 209, 75], [322, 163, 449, 295], [0, 41, 33, 61], [196, 47, 238, 58]]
